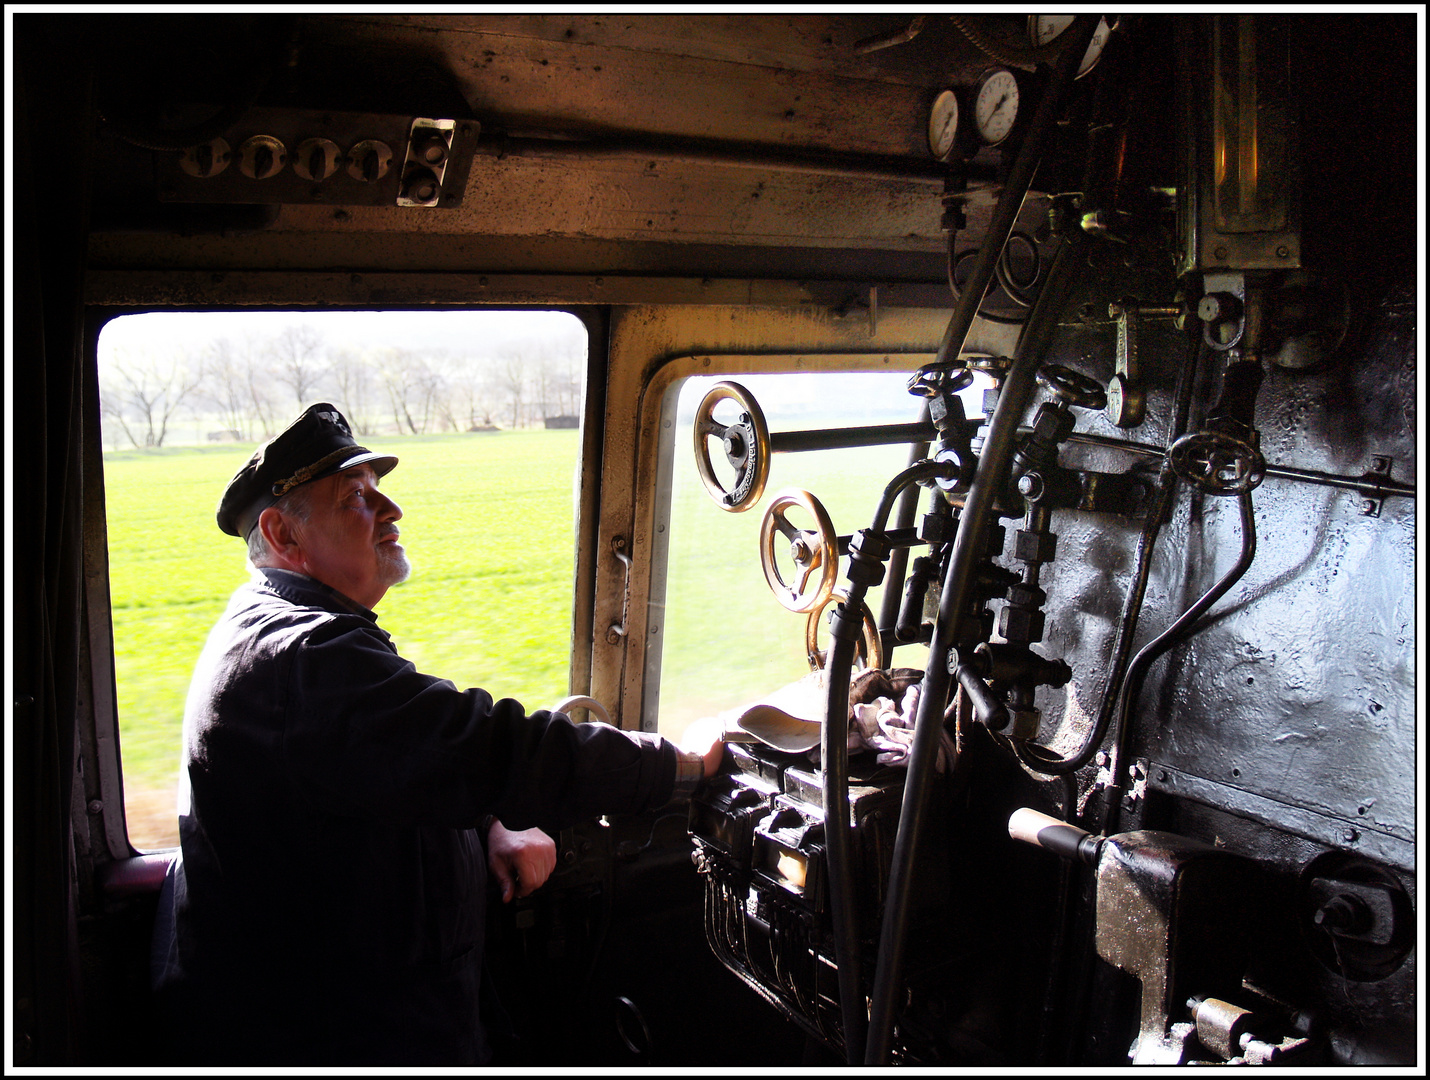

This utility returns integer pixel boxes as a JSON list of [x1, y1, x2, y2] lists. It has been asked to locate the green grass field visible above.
[[109, 425, 922, 850], [108, 431, 584, 849]]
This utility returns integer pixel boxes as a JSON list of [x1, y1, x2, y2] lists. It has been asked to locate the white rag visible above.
[[848, 683, 949, 771]]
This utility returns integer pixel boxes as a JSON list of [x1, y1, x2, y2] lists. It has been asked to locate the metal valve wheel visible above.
[[693, 381, 771, 512], [1169, 430, 1267, 495], [907, 361, 975, 399], [805, 591, 884, 672], [1036, 363, 1108, 410], [759, 488, 839, 613]]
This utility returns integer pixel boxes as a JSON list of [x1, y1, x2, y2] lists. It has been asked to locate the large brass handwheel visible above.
[[693, 381, 771, 512], [805, 591, 884, 672], [759, 488, 838, 613]]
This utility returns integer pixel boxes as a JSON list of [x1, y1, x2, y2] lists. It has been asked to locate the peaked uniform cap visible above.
[[216, 403, 399, 538]]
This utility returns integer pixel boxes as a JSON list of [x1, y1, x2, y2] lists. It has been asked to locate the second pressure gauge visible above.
[[927, 88, 968, 162], [971, 67, 1025, 147]]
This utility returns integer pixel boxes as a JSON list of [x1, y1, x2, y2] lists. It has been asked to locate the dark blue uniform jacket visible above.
[[151, 568, 684, 1064]]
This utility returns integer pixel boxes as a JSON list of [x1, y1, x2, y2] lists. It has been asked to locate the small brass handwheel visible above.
[[693, 381, 771, 512], [805, 592, 884, 672], [759, 488, 838, 613]]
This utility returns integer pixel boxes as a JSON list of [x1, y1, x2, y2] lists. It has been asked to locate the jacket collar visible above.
[[254, 567, 380, 622]]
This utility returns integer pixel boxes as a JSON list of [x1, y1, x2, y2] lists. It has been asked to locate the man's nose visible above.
[[379, 492, 402, 521]]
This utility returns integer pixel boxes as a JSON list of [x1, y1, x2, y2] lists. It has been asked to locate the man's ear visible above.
[[257, 506, 303, 568]]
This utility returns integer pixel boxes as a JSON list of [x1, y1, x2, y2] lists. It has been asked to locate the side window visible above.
[[98, 310, 587, 850], [654, 369, 985, 744]]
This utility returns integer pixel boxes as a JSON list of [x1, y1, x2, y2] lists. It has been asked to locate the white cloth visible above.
[[849, 684, 948, 770]]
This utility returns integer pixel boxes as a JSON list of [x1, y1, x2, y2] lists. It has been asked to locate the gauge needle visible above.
[[992, 93, 1009, 115]]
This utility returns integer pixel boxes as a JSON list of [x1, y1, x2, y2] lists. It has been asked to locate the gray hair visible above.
[[246, 483, 316, 566]]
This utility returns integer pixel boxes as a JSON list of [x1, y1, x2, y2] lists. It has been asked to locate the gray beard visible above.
[[378, 547, 412, 587]]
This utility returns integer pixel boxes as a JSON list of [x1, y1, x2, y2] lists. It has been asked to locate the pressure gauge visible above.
[[971, 67, 1023, 147], [927, 88, 966, 162], [1028, 15, 1114, 78]]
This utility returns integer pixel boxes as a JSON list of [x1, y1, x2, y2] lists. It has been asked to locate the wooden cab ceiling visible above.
[[82, 13, 1079, 286]]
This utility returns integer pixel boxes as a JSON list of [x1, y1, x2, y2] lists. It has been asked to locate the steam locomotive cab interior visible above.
[[10, 12, 1420, 1068]]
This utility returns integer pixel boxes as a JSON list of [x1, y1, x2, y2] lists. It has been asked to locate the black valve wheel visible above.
[[805, 591, 884, 672], [1037, 363, 1108, 410], [693, 381, 771, 512], [760, 488, 839, 613], [1169, 430, 1267, 495], [908, 361, 975, 399]]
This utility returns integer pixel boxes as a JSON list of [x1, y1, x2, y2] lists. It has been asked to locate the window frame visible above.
[[637, 352, 940, 735]]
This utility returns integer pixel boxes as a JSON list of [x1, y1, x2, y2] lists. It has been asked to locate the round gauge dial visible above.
[[927, 88, 962, 162], [1028, 15, 1113, 78], [972, 67, 1021, 147]]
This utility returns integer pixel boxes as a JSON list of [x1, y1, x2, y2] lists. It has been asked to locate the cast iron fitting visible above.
[[933, 443, 976, 493], [928, 388, 969, 432], [978, 641, 1072, 689], [828, 601, 867, 645], [846, 529, 891, 588], [897, 556, 937, 642], [949, 648, 1010, 732], [975, 562, 1021, 600]]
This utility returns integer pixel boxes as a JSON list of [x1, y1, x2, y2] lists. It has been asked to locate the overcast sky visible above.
[[97, 309, 586, 364]]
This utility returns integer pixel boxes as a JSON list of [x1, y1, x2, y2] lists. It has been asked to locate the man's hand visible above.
[[678, 715, 727, 779], [486, 820, 557, 903]]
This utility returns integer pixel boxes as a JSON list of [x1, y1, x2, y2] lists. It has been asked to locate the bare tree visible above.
[[99, 346, 201, 448], [271, 324, 327, 407], [197, 337, 257, 438], [378, 348, 444, 435], [432, 351, 498, 431], [329, 347, 380, 435], [497, 349, 528, 429], [241, 334, 282, 438]]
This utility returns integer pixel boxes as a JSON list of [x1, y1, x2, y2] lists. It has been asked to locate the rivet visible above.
[[87, 800, 104, 815], [1342, 829, 1359, 843], [1213, 245, 1228, 260], [1276, 246, 1290, 258]]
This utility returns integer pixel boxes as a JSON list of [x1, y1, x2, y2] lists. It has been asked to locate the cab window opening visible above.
[[653, 367, 989, 747], [97, 309, 589, 851]]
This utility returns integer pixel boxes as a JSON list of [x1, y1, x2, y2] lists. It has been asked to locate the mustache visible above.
[[378, 525, 402, 542]]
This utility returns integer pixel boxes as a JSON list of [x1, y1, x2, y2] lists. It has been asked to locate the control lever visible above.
[[952, 648, 1010, 732], [1008, 807, 1105, 865]]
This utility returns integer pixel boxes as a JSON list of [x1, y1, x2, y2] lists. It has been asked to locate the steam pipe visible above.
[[821, 458, 952, 1063], [877, 407, 933, 661], [1016, 336, 1204, 777], [864, 18, 1100, 1063], [1102, 488, 1258, 834]]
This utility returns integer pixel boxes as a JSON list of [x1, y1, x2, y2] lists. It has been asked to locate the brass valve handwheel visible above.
[[693, 381, 771, 512], [805, 591, 884, 673], [759, 488, 839, 613]]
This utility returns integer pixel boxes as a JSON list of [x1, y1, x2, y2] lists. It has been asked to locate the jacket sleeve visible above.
[[278, 616, 680, 831]]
